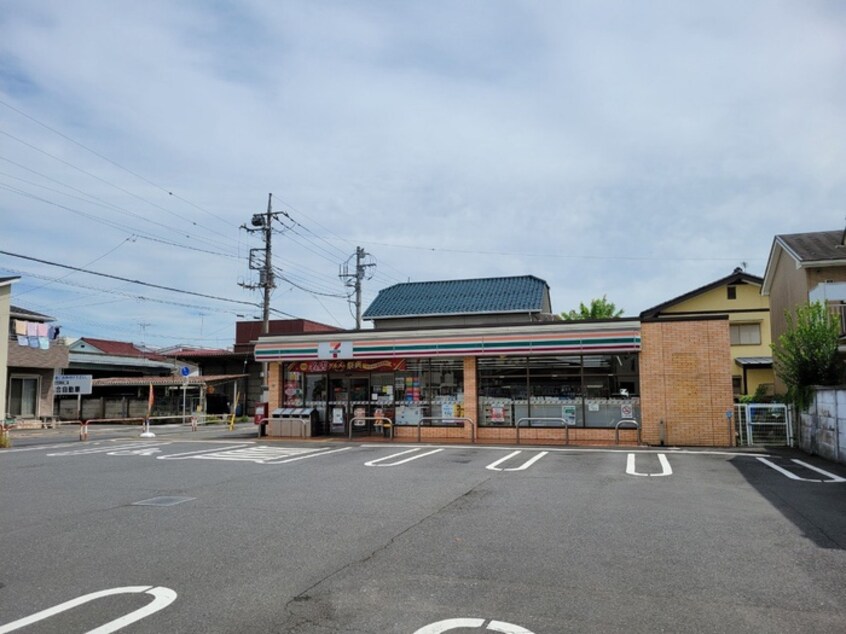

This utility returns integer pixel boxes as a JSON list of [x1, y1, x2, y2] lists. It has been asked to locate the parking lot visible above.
[[1, 431, 845, 633]]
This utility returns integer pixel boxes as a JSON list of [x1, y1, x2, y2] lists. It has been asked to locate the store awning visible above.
[[734, 357, 772, 367]]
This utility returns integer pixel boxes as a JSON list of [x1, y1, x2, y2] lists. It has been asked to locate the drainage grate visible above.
[[132, 496, 195, 507]]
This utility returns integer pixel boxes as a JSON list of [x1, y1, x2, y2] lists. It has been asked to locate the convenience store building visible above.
[[255, 276, 735, 446]]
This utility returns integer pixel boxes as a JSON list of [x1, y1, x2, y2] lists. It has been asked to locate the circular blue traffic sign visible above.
[[181, 366, 190, 377]]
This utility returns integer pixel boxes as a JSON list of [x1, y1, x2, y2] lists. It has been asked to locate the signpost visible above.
[[54, 375, 93, 440], [181, 366, 190, 429]]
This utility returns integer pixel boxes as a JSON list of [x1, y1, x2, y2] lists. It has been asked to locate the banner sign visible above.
[[53, 374, 93, 396], [289, 359, 407, 373]]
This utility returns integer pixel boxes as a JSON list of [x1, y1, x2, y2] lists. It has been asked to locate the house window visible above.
[[727, 286, 737, 300], [9, 375, 39, 418], [730, 323, 761, 346]]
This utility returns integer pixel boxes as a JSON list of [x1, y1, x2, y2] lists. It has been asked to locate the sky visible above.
[[1, 1, 844, 349]]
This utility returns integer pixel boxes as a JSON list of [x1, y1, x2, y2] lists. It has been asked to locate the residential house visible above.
[[762, 229, 846, 393], [6, 302, 69, 423], [1, 276, 18, 421], [640, 268, 774, 397]]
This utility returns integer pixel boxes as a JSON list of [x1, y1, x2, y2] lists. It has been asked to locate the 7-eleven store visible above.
[[255, 317, 736, 447]]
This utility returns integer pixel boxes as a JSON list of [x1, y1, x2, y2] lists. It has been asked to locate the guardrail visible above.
[[614, 419, 641, 445], [349, 416, 394, 440], [415, 417, 476, 443], [515, 417, 573, 445]]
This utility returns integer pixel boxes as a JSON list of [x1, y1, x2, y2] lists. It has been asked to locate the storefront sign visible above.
[[289, 359, 407, 373], [318, 341, 353, 360]]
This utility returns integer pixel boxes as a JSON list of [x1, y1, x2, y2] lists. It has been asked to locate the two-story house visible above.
[[762, 229, 846, 393], [640, 268, 774, 397], [6, 302, 69, 423]]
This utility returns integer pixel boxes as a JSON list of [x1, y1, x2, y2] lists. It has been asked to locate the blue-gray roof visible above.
[[363, 275, 550, 319]]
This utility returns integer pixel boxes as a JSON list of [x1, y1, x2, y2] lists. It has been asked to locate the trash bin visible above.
[[269, 408, 317, 437]]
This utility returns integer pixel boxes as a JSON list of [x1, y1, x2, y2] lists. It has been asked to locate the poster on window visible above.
[[562, 405, 577, 426], [331, 407, 345, 432], [491, 406, 505, 423], [441, 402, 456, 419]]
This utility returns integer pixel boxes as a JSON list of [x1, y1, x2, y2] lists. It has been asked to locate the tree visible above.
[[560, 295, 624, 320], [772, 301, 842, 410]]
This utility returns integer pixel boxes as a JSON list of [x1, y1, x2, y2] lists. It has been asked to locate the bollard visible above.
[[79, 420, 89, 441], [191, 415, 198, 432]]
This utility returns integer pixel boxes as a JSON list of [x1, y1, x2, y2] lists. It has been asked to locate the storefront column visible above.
[[268, 362, 282, 411], [463, 357, 477, 440]]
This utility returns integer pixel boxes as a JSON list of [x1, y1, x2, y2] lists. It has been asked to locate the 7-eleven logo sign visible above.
[[318, 341, 353, 360]]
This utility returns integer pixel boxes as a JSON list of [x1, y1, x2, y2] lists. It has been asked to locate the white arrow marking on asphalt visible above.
[[364, 448, 443, 467], [0, 585, 177, 634], [757, 457, 845, 483], [486, 450, 548, 471], [413, 618, 535, 633], [626, 453, 672, 477]]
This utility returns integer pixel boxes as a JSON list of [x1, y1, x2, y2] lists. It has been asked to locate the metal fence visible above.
[[735, 403, 793, 446]]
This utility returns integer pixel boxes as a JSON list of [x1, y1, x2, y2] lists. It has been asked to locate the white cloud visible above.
[[0, 0, 844, 343]]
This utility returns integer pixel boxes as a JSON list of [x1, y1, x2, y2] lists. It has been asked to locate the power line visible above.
[[0, 250, 259, 307], [1, 267, 246, 315], [0, 178, 241, 255], [0, 127, 235, 243], [350, 239, 766, 262], [0, 97, 234, 227]]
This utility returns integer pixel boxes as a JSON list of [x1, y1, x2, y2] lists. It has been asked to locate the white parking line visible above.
[[156, 444, 253, 460], [159, 446, 324, 464], [626, 453, 672, 477], [265, 446, 352, 464], [365, 448, 444, 467], [414, 618, 535, 633], [757, 457, 845, 483], [486, 451, 548, 472], [0, 585, 177, 634], [47, 442, 171, 457]]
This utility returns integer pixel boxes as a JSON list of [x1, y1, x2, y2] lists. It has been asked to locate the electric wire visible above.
[[0, 97, 233, 227], [0, 250, 259, 307], [0, 127, 236, 242]]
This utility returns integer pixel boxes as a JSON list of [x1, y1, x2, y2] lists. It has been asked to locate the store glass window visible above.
[[430, 358, 465, 423], [528, 356, 583, 426], [394, 359, 428, 425], [582, 354, 640, 427], [478, 354, 640, 428], [478, 357, 528, 426]]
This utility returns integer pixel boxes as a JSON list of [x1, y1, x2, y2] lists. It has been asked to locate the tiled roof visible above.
[[160, 348, 248, 358], [363, 275, 549, 319], [778, 230, 846, 262], [10, 305, 55, 322], [78, 337, 167, 361], [79, 337, 147, 357]]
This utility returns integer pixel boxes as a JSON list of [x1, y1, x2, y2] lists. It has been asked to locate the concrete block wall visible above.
[[640, 318, 735, 446]]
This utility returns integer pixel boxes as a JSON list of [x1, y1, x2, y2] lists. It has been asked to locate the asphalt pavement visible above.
[[1, 428, 844, 633]]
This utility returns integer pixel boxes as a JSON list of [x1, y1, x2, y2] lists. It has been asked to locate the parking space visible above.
[[1, 439, 845, 632]]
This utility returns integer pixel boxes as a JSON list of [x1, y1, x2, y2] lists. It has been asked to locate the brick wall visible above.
[[640, 318, 734, 446]]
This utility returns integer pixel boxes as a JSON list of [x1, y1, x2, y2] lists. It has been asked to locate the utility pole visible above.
[[340, 246, 375, 329], [240, 193, 280, 407]]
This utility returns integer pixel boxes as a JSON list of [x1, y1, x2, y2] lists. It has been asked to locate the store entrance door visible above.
[[327, 375, 371, 436]]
